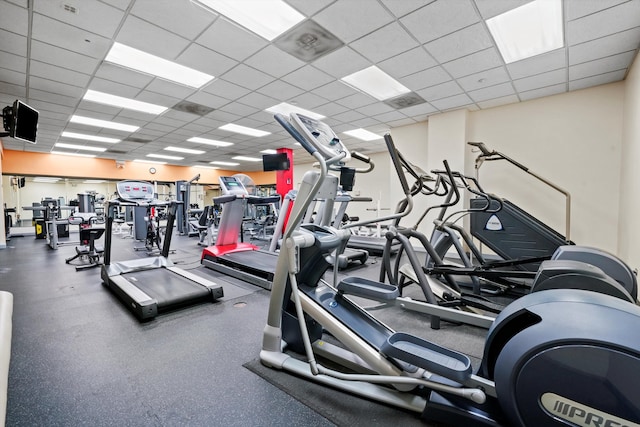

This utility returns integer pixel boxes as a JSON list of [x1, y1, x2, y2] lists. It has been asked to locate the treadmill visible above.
[[201, 176, 281, 290], [101, 181, 223, 321]]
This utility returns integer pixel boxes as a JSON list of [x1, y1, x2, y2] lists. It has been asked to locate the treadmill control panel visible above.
[[116, 181, 155, 201], [290, 113, 350, 161], [219, 176, 248, 196]]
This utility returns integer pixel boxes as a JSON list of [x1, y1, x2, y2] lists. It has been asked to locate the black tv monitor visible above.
[[262, 153, 290, 171], [2, 100, 38, 144]]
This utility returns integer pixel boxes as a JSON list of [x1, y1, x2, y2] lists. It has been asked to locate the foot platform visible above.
[[381, 332, 472, 382], [337, 277, 399, 301]]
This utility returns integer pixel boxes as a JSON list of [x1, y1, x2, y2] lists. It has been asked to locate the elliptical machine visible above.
[[261, 113, 640, 426]]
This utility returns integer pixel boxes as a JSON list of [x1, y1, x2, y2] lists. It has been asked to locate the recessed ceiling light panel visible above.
[[219, 123, 270, 137], [55, 142, 107, 152], [232, 156, 261, 162], [188, 137, 234, 147], [61, 131, 121, 143], [70, 115, 139, 132], [341, 66, 411, 101], [83, 90, 167, 115], [147, 153, 184, 160], [343, 129, 382, 142], [265, 102, 325, 120], [210, 161, 240, 166]]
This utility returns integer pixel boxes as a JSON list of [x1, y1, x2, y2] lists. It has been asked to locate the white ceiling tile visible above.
[[401, 0, 479, 44], [221, 64, 275, 91], [506, 49, 567, 79], [567, 1, 640, 46], [196, 17, 267, 62], [130, 0, 214, 40], [101, 0, 133, 11], [385, 117, 416, 128], [372, 110, 407, 123], [202, 79, 252, 100], [569, 51, 636, 81], [468, 82, 515, 103], [312, 46, 371, 79], [473, 0, 530, 19], [236, 92, 279, 110], [0, 81, 25, 98], [336, 92, 377, 109], [257, 80, 305, 99], [29, 76, 85, 99], [29, 61, 90, 88], [477, 94, 520, 109], [430, 93, 474, 111], [350, 22, 419, 63], [0, 68, 25, 86], [217, 101, 260, 117], [281, 65, 334, 91], [285, 0, 334, 16], [442, 48, 503, 79], [29, 88, 78, 107], [0, 29, 26, 57], [378, 47, 438, 79], [314, 102, 351, 117], [398, 102, 438, 118], [289, 92, 330, 109], [331, 109, 367, 124], [355, 102, 396, 117], [31, 14, 112, 59], [400, 66, 451, 91], [314, 1, 393, 43], [145, 79, 196, 100], [425, 23, 494, 63], [519, 83, 567, 101], [184, 91, 229, 110], [30, 40, 100, 75], [312, 80, 358, 101], [89, 76, 142, 98], [115, 15, 190, 59], [0, 1, 28, 36], [245, 45, 306, 78], [205, 109, 242, 124], [33, 1, 124, 39], [94, 63, 155, 89], [177, 43, 238, 77], [77, 99, 122, 116], [513, 69, 567, 92], [569, 69, 627, 91], [564, 0, 628, 21], [380, 0, 433, 18], [457, 66, 510, 91], [569, 27, 640, 66], [416, 80, 465, 101]]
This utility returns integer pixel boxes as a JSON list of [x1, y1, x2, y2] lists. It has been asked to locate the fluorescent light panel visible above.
[[192, 0, 305, 41], [83, 90, 167, 115], [210, 161, 240, 166], [341, 66, 411, 101], [70, 115, 139, 132], [61, 131, 120, 143], [219, 123, 270, 137], [232, 156, 261, 162], [33, 177, 61, 182], [194, 165, 219, 169], [134, 159, 167, 165], [486, 0, 563, 64], [54, 142, 107, 152], [50, 151, 97, 158], [187, 137, 234, 147], [343, 128, 382, 141], [164, 146, 206, 155], [106, 42, 214, 88], [260, 149, 278, 154], [265, 102, 325, 120], [147, 153, 184, 160], [83, 180, 107, 184]]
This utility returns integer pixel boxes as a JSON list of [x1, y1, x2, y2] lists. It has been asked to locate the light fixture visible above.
[[69, 115, 139, 132], [232, 155, 262, 162], [191, 0, 305, 41], [164, 146, 206, 155], [54, 142, 107, 152], [265, 102, 325, 120], [105, 42, 214, 88], [187, 137, 234, 147], [61, 131, 120, 143], [340, 66, 411, 101], [134, 159, 167, 165], [33, 177, 62, 183], [194, 165, 219, 169], [260, 149, 278, 154], [219, 123, 270, 137], [486, 0, 563, 64], [50, 151, 97, 158], [147, 153, 184, 160], [83, 180, 107, 184], [210, 161, 240, 166], [343, 129, 382, 141], [83, 90, 168, 114]]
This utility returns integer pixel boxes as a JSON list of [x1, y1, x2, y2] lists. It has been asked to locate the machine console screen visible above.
[[116, 181, 155, 201]]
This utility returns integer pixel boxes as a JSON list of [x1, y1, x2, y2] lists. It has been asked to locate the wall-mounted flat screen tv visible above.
[[262, 153, 290, 171]]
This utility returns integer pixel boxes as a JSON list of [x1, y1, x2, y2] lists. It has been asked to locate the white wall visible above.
[[619, 54, 640, 271], [467, 83, 624, 253]]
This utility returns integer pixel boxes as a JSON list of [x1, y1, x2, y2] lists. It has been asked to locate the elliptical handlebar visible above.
[[274, 113, 317, 156]]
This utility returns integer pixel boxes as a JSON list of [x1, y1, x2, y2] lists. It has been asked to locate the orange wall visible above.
[[1, 149, 276, 185]]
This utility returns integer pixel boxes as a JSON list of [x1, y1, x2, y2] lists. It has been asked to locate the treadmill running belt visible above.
[[123, 269, 211, 307]]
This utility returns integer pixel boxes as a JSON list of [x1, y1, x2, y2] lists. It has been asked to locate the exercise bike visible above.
[[260, 112, 640, 426]]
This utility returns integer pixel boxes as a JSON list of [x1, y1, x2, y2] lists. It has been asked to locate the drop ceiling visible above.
[[0, 0, 638, 171]]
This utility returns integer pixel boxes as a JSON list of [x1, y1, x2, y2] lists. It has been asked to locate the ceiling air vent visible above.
[[124, 137, 152, 143], [275, 20, 344, 62], [63, 4, 78, 14], [107, 149, 128, 154], [197, 160, 211, 163], [384, 92, 427, 110], [172, 101, 215, 116]]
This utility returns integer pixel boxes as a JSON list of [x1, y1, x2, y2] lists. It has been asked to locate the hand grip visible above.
[[274, 113, 317, 155]]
